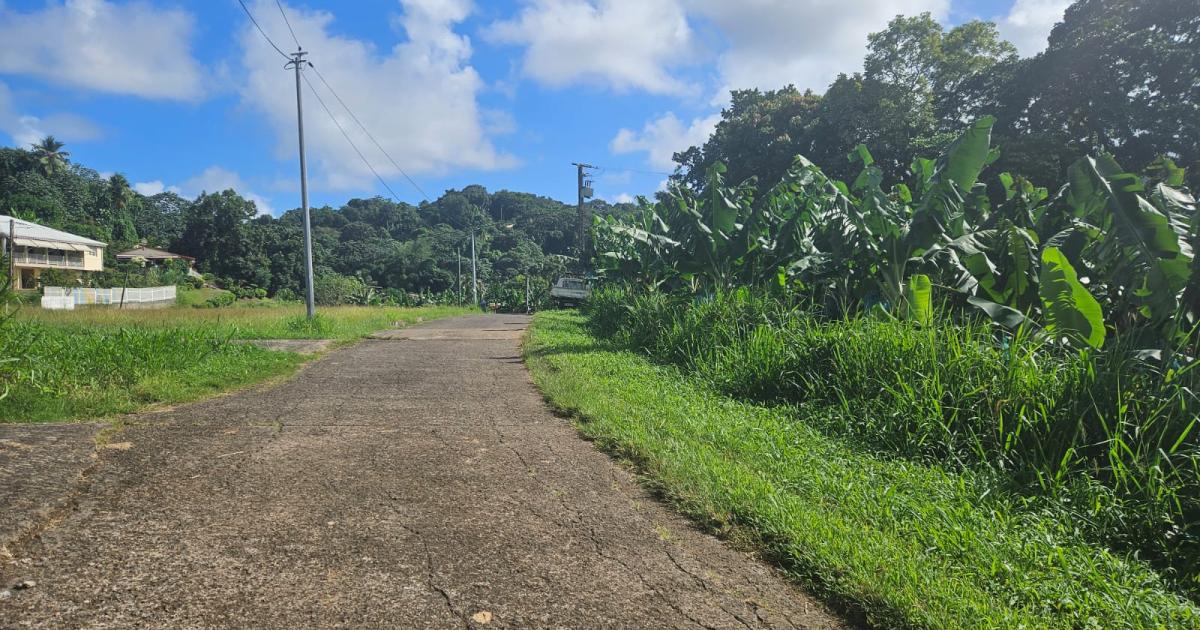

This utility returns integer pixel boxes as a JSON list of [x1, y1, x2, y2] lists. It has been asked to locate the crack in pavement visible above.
[[0, 314, 846, 629]]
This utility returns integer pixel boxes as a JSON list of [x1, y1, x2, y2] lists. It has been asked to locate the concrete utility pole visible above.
[[287, 49, 317, 319], [572, 163, 596, 264], [470, 230, 478, 308], [457, 245, 462, 305], [7, 218, 14, 287]]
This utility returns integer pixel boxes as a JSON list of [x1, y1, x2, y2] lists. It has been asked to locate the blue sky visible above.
[[0, 0, 1071, 215]]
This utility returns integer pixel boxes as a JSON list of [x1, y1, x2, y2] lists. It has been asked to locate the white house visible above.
[[0, 215, 106, 290]]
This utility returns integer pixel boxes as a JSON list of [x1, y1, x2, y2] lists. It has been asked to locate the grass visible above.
[[585, 287, 1200, 596], [17, 304, 471, 341], [525, 310, 1200, 628], [1, 304, 471, 422], [175, 286, 233, 307]]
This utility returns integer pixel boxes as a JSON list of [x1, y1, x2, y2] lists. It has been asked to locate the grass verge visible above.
[[524, 311, 1199, 629], [1, 305, 471, 422]]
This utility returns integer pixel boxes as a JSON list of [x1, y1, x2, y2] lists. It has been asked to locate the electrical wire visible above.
[[591, 164, 676, 177], [236, 0, 290, 60], [239, 0, 430, 204], [274, 0, 302, 51], [301, 71, 404, 203], [309, 63, 432, 202]]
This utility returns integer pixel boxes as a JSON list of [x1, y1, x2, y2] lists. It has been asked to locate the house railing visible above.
[[13, 250, 86, 269]]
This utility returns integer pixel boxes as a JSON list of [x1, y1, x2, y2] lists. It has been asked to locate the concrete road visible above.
[[0, 315, 844, 629]]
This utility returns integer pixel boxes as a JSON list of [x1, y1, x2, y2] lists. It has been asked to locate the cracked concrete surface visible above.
[[0, 314, 845, 629]]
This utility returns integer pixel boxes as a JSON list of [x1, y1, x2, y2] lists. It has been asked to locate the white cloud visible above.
[[996, 0, 1071, 56], [688, 0, 950, 98], [178, 166, 275, 217], [612, 192, 635, 204], [611, 112, 719, 171], [132, 180, 180, 196], [239, 0, 514, 192], [0, 82, 102, 147], [0, 0, 204, 100], [487, 0, 697, 95]]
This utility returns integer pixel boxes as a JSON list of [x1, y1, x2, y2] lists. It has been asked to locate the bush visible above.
[[201, 291, 235, 309], [274, 287, 299, 302], [586, 285, 1200, 596], [313, 273, 366, 306]]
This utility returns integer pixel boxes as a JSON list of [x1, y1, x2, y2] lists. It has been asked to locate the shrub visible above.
[[313, 273, 366, 306], [200, 291, 235, 309], [586, 284, 1200, 596]]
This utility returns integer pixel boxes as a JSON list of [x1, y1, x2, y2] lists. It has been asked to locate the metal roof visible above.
[[0, 215, 106, 247], [116, 246, 193, 261]]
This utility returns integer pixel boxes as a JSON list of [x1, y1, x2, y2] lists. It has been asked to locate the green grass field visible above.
[[525, 311, 1199, 629], [0, 304, 470, 422]]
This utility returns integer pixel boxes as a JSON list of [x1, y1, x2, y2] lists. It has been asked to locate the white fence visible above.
[[42, 285, 177, 309]]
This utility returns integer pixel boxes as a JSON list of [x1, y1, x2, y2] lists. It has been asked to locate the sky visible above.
[[0, 0, 1073, 215]]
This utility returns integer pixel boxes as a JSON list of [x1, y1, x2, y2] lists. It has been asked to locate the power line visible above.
[[236, 0, 290, 60], [309, 63, 431, 202], [591, 164, 676, 177], [300, 71, 404, 203], [274, 0, 301, 51]]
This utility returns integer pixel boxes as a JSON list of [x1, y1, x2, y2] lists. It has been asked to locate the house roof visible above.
[[0, 215, 106, 247], [116, 246, 194, 261]]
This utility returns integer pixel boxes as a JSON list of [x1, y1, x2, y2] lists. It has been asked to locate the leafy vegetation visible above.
[[526, 311, 1199, 628], [675, 2, 1199, 194], [0, 305, 469, 422], [590, 116, 1200, 596], [0, 143, 634, 304]]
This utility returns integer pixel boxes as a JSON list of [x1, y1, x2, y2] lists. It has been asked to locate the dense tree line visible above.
[[0, 143, 634, 301], [676, 0, 1199, 194]]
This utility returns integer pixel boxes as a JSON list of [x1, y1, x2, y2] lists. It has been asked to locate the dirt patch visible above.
[[0, 314, 844, 628], [236, 339, 334, 354]]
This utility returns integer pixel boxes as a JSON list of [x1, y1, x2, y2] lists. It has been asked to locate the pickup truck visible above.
[[549, 277, 590, 308]]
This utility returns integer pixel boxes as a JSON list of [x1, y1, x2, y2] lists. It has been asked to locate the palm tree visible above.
[[108, 173, 133, 210], [31, 136, 69, 177]]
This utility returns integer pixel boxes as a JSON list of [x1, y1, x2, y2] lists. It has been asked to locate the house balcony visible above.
[[13, 250, 87, 270]]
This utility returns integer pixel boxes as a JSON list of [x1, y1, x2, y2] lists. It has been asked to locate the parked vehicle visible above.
[[549, 276, 590, 308]]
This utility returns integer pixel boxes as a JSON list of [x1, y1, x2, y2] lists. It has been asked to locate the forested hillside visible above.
[[0, 142, 633, 303]]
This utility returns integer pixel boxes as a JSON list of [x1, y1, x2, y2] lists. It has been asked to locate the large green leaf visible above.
[[1039, 247, 1106, 349], [967, 296, 1028, 329], [941, 116, 998, 193], [905, 274, 933, 326]]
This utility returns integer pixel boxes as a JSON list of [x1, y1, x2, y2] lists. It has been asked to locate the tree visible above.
[[30, 136, 68, 177], [675, 86, 823, 189], [991, 0, 1200, 189], [107, 174, 133, 211], [174, 190, 268, 286]]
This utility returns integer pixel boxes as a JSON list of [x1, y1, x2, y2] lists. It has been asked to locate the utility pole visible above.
[[525, 272, 531, 314], [287, 49, 316, 319], [7, 218, 14, 288], [470, 230, 478, 309], [457, 245, 462, 305], [571, 163, 596, 266]]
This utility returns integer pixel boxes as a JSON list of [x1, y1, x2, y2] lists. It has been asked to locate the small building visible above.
[[116, 245, 202, 280], [0, 215, 106, 290]]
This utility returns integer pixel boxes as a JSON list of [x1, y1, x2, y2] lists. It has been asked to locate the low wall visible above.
[[42, 286, 177, 309]]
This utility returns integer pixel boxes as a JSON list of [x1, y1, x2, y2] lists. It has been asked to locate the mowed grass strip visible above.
[[1, 305, 471, 422], [524, 311, 1199, 629], [18, 304, 472, 341]]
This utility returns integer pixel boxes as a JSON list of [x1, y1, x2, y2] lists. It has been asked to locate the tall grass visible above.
[[586, 285, 1200, 596], [17, 304, 471, 340], [0, 321, 304, 422], [1, 304, 472, 422]]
